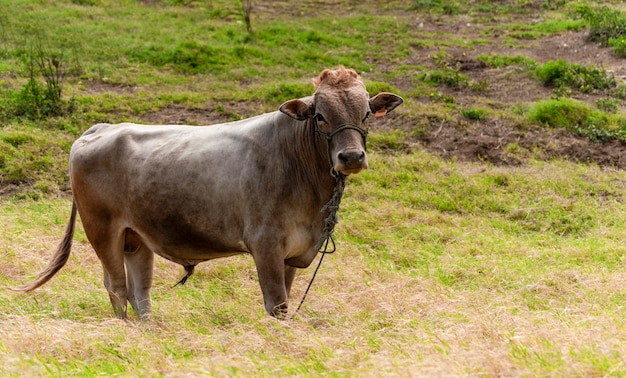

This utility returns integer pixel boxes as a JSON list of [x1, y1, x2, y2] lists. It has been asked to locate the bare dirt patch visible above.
[[418, 118, 626, 169], [394, 27, 626, 169]]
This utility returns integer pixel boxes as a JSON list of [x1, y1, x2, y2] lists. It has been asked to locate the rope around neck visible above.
[[293, 172, 346, 315]]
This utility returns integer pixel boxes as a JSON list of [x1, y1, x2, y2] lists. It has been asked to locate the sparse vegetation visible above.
[[3, 43, 73, 121]]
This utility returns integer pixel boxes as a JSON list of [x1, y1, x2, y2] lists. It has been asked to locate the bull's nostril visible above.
[[338, 151, 365, 165]]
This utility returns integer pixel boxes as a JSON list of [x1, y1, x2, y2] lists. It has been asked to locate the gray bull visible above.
[[16, 67, 403, 319]]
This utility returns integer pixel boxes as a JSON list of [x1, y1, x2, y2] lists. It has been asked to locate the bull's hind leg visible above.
[[103, 269, 127, 319], [124, 246, 154, 320], [82, 218, 129, 319], [123, 229, 154, 320]]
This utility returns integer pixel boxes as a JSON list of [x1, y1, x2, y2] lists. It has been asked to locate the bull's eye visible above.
[[362, 112, 370, 122], [315, 113, 326, 123]]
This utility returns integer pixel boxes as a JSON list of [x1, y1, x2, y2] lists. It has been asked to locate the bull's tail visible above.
[[12, 200, 78, 292]]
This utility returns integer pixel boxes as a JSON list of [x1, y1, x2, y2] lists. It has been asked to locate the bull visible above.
[[15, 67, 403, 319]]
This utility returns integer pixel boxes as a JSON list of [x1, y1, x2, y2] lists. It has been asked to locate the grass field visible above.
[[2, 0, 626, 376]]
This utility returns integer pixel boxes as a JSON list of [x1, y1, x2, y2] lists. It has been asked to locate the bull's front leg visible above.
[[284, 265, 297, 298], [252, 250, 288, 318]]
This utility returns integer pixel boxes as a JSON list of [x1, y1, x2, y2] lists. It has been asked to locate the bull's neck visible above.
[[279, 114, 337, 202], [277, 114, 347, 269]]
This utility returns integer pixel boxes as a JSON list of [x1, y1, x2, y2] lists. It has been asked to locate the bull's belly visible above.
[[154, 248, 245, 266], [143, 225, 318, 266], [134, 227, 249, 265]]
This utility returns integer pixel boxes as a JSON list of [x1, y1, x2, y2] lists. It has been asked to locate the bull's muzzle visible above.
[[315, 122, 369, 176], [335, 148, 368, 175]]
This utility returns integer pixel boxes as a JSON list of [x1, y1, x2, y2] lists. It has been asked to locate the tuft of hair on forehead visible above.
[[312, 66, 364, 90]]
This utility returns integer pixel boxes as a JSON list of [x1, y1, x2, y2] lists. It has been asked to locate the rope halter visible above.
[[312, 116, 369, 176]]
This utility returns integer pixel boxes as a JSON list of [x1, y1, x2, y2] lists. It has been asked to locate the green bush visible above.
[[461, 107, 488, 121], [420, 67, 469, 88], [535, 59, 616, 93], [527, 98, 625, 141], [575, 5, 626, 50], [608, 36, 626, 58], [2, 43, 73, 122]]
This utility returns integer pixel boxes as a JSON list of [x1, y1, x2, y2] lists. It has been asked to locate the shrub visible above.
[[4, 43, 73, 121], [535, 59, 616, 93], [575, 5, 626, 49], [527, 98, 625, 141], [461, 107, 488, 121], [608, 36, 626, 58]]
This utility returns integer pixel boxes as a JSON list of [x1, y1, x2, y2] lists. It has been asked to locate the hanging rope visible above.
[[293, 172, 346, 315], [292, 115, 366, 316]]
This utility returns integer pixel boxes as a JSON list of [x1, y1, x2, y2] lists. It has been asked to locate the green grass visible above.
[[486, 19, 586, 40], [476, 53, 539, 69]]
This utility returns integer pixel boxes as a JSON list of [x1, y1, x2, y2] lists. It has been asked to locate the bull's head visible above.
[[280, 67, 403, 175]]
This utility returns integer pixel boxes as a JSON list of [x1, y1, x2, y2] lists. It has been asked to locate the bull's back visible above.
[[71, 122, 252, 197]]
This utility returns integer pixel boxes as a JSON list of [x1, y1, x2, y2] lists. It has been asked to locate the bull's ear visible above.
[[279, 99, 314, 121], [369, 92, 404, 117]]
